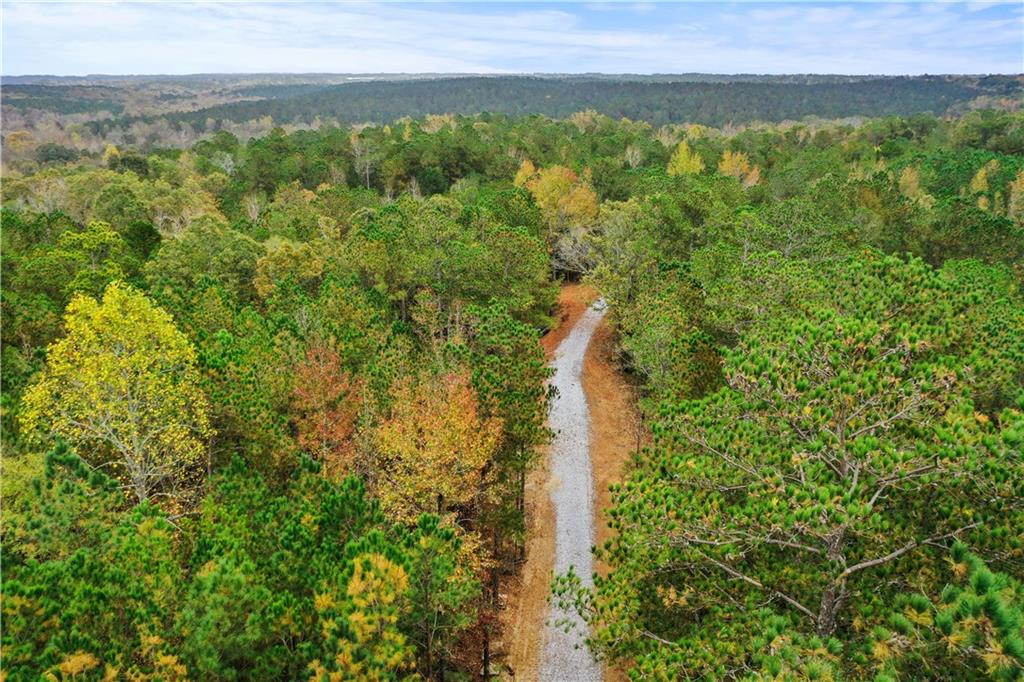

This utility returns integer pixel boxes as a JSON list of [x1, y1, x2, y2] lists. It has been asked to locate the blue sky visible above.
[[3, 1, 1022, 75]]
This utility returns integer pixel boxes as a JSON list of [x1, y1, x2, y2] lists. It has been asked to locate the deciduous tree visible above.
[[291, 342, 362, 478], [667, 140, 704, 176], [371, 371, 501, 524], [21, 282, 211, 502]]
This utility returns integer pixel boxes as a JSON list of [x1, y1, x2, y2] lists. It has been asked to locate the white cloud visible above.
[[1, 1, 1021, 75]]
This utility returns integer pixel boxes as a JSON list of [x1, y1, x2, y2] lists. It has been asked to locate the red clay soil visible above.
[[540, 283, 599, 356], [498, 434, 556, 680], [501, 284, 638, 681], [502, 283, 597, 680], [583, 316, 643, 682]]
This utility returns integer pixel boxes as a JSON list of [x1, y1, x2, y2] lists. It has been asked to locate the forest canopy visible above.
[[2, 73, 1021, 156], [2, 96, 1023, 679]]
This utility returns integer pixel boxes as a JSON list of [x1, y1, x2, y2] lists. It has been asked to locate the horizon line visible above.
[[5, 71, 1022, 78]]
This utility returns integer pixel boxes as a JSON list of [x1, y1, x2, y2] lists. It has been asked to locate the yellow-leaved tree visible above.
[[253, 237, 326, 299], [1008, 168, 1024, 223], [372, 371, 501, 524], [667, 140, 704, 176], [969, 158, 1000, 194], [968, 158, 1001, 210], [101, 143, 121, 168], [898, 166, 935, 208], [515, 162, 599, 231], [718, 149, 761, 187], [514, 161, 599, 273], [512, 159, 537, 188], [21, 282, 211, 503]]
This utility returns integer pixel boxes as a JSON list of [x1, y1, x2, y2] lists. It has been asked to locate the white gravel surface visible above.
[[538, 299, 606, 682]]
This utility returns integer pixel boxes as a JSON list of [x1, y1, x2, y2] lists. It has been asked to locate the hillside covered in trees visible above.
[[2, 102, 1023, 680], [2, 73, 1021, 157]]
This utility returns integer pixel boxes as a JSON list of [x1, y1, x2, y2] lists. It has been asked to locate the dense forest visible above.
[[93, 76, 1007, 128], [2, 101, 1023, 680], [2, 74, 1021, 155]]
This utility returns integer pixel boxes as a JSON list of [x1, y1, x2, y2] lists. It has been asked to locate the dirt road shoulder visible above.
[[502, 283, 598, 680]]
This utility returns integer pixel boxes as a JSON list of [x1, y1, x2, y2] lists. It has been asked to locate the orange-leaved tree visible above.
[[291, 341, 362, 479]]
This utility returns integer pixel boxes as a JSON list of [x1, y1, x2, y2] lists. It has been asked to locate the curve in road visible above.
[[538, 299, 606, 682]]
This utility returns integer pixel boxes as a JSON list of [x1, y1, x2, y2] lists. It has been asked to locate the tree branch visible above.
[[867, 462, 940, 507], [835, 523, 980, 583], [696, 550, 819, 624]]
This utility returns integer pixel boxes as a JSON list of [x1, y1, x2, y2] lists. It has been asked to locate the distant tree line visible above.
[[112, 76, 995, 129]]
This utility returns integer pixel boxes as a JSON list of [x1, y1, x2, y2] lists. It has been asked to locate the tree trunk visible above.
[[816, 582, 846, 636], [517, 469, 526, 562], [491, 529, 501, 608], [482, 621, 490, 679], [817, 526, 848, 635], [483, 528, 501, 679]]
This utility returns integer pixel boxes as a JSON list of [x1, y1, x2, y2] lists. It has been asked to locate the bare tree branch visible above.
[[835, 523, 980, 583], [696, 550, 819, 623]]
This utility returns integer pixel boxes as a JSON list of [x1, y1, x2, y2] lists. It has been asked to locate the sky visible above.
[[2, 1, 1022, 76]]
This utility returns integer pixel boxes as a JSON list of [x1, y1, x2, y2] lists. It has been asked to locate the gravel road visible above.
[[538, 299, 606, 682]]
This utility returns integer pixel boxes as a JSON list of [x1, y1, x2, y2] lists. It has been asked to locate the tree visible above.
[[35, 142, 79, 164], [175, 553, 272, 680], [52, 221, 137, 299], [873, 541, 1024, 680], [4, 130, 37, 160], [371, 371, 501, 524], [102, 144, 121, 168], [898, 166, 935, 208], [459, 303, 552, 540], [197, 308, 299, 476], [3, 443, 478, 680], [343, 194, 550, 326], [351, 131, 381, 190], [515, 162, 599, 273], [403, 516, 480, 679], [1, 443, 185, 678], [21, 282, 212, 503], [667, 140, 704, 176], [969, 158, 999, 195], [309, 552, 416, 682], [588, 200, 721, 401], [243, 192, 265, 223], [513, 159, 537, 188], [15, 220, 137, 306], [188, 459, 475, 680], [263, 180, 321, 241], [518, 164, 599, 233], [1007, 168, 1024, 223], [92, 175, 150, 230], [291, 341, 362, 478], [473, 225, 555, 328], [718, 149, 761, 187], [344, 202, 422, 319], [253, 237, 325, 300], [144, 215, 264, 305], [474, 186, 545, 239], [624, 144, 644, 169], [557, 255, 1022, 680], [456, 303, 552, 666]]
